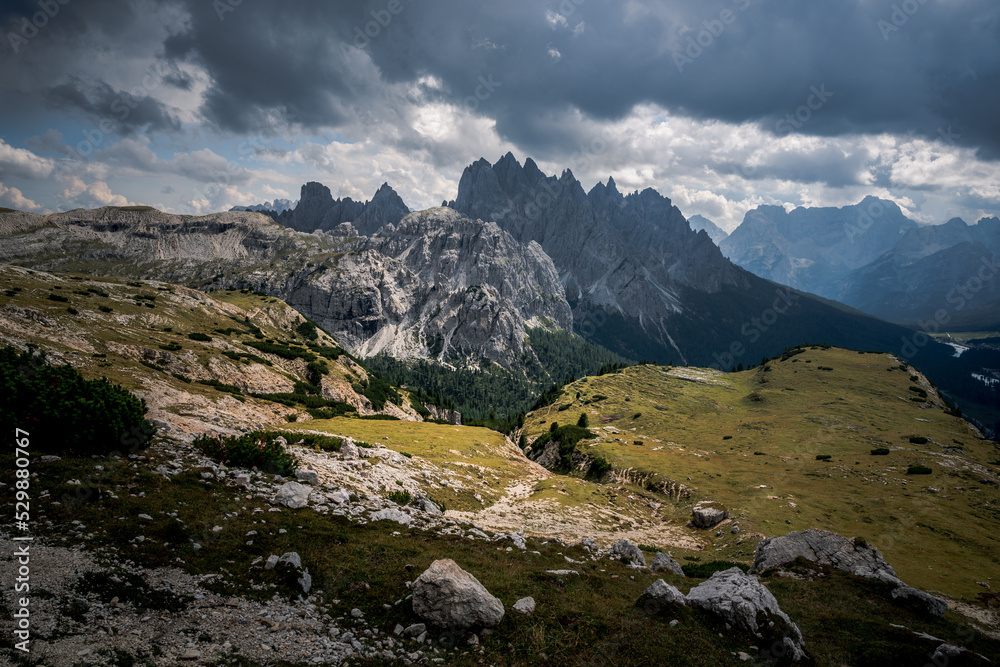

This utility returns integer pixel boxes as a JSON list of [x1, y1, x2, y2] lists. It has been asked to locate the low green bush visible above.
[[187, 332, 212, 342], [193, 431, 297, 476], [906, 465, 933, 475], [0, 346, 156, 456], [908, 436, 928, 444], [871, 448, 890, 456], [387, 490, 412, 506]]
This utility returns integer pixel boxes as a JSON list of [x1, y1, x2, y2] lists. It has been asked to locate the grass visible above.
[[2, 447, 997, 666], [278, 417, 536, 511], [522, 347, 1000, 600]]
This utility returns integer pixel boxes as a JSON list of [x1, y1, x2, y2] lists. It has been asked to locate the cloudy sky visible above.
[[1, 0, 998, 230]]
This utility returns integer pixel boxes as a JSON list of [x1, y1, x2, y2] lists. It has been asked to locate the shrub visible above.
[[293, 380, 321, 396], [0, 346, 156, 456], [295, 320, 319, 341], [816, 454, 832, 461], [588, 456, 612, 479], [197, 378, 243, 395], [577, 412, 589, 428], [290, 433, 342, 451], [681, 561, 750, 578], [159, 342, 182, 351], [906, 465, 933, 475], [633, 440, 644, 446], [98, 305, 113, 313], [550, 421, 559, 432], [245, 340, 316, 362], [753, 451, 766, 456], [908, 436, 928, 444], [66, 307, 78, 315], [871, 448, 890, 456], [193, 431, 297, 476], [187, 332, 212, 342], [722, 435, 733, 440], [47, 293, 69, 302], [387, 490, 412, 506], [632, 413, 641, 419]]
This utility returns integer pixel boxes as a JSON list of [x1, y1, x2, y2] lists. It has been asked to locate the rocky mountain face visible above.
[[283, 207, 572, 364], [448, 154, 930, 368], [687, 214, 729, 246], [719, 196, 917, 298], [277, 182, 410, 235], [0, 206, 570, 370]]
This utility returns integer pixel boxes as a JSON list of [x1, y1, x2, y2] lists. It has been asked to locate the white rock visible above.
[[650, 552, 685, 577], [512, 597, 535, 615], [686, 568, 805, 661], [411, 559, 504, 630], [275, 481, 311, 509], [295, 469, 320, 485], [371, 508, 413, 526], [636, 579, 687, 615]]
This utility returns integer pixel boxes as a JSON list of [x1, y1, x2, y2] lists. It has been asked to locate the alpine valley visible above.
[[1, 155, 999, 666]]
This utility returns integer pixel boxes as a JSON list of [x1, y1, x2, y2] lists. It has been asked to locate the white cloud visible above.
[[0, 139, 55, 180], [56, 176, 131, 209], [0, 183, 45, 212]]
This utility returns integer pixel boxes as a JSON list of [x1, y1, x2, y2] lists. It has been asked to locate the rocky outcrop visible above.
[[753, 530, 949, 617], [650, 552, 685, 577], [753, 529, 895, 578], [411, 559, 504, 630], [686, 568, 806, 661]]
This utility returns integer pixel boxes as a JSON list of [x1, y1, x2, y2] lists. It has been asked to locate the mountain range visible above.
[[687, 214, 729, 245], [1, 154, 996, 434], [720, 199, 1000, 329], [230, 198, 296, 216]]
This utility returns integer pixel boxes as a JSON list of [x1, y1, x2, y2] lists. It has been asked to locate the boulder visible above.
[[371, 508, 413, 526], [275, 552, 311, 595], [610, 539, 646, 567], [328, 489, 350, 505], [635, 579, 686, 615], [341, 442, 359, 459], [411, 559, 505, 630], [411, 496, 443, 516], [891, 582, 949, 617], [692, 502, 729, 529], [754, 529, 948, 617], [752, 530, 896, 578], [512, 597, 536, 615], [650, 552, 685, 577], [274, 481, 311, 509], [295, 469, 320, 485], [686, 568, 806, 661]]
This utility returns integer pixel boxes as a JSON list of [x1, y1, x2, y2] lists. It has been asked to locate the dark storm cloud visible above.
[[43, 77, 182, 136], [145, 0, 1000, 158], [5, 0, 999, 159]]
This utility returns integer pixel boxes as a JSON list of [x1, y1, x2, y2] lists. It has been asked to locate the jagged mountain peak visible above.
[[277, 181, 409, 236]]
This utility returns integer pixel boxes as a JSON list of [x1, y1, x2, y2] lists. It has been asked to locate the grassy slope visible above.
[[524, 346, 1000, 600], [4, 443, 998, 666], [282, 417, 532, 512], [0, 266, 374, 416]]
